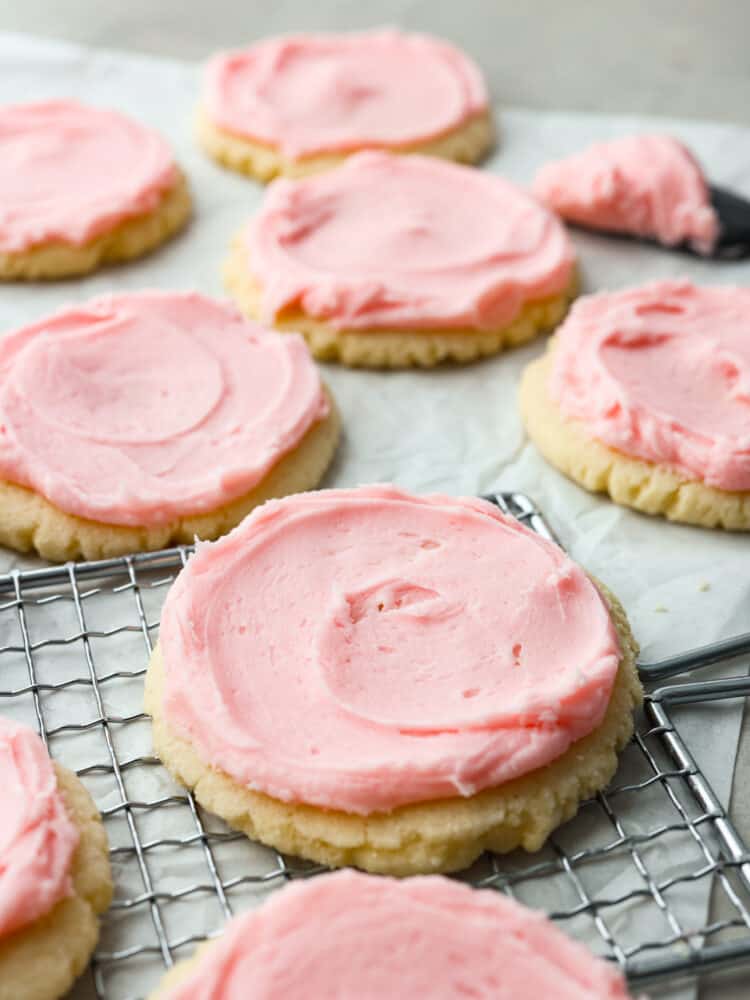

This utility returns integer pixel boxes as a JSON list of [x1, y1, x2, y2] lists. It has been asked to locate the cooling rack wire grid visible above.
[[1, 492, 750, 998]]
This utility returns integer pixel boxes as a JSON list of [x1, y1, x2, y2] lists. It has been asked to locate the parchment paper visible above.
[[0, 32, 749, 1000]]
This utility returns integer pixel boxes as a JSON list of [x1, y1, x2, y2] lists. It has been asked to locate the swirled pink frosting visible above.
[[203, 30, 488, 160], [550, 280, 750, 491], [0, 100, 179, 253], [533, 134, 719, 254], [245, 151, 575, 332], [159, 486, 621, 814], [159, 871, 633, 999], [0, 719, 78, 938], [0, 292, 329, 526]]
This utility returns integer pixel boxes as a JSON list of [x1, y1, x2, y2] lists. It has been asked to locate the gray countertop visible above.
[[2, 2, 749, 996]]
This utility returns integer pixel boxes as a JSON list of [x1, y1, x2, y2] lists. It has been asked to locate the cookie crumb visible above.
[[698, 581, 710, 592], [654, 604, 668, 613]]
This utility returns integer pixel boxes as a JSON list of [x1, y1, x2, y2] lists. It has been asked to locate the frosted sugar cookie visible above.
[[145, 486, 641, 876], [532, 134, 719, 255], [0, 292, 339, 561], [521, 280, 750, 530], [149, 870, 634, 999], [198, 30, 494, 181], [225, 152, 577, 367], [0, 718, 112, 1000], [0, 100, 190, 279]]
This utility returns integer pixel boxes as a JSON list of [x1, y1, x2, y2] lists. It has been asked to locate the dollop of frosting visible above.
[[159, 486, 621, 814], [0, 292, 329, 526], [0, 100, 179, 253], [245, 151, 575, 332], [0, 718, 78, 938], [203, 30, 488, 160], [533, 134, 719, 254], [159, 871, 633, 999], [550, 280, 750, 491]]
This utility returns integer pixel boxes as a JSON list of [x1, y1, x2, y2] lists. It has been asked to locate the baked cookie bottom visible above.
[[224, 249, 578, 368], [0, 394, 340, 562], [0, 172, 192, 281], [0, 763, 112, 1000], [521, 349, 750, 531], [196, 108, 495, 182], [145, 584, 641, 877]]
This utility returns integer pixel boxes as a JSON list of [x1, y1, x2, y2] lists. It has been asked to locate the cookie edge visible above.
[[520, 346, 750, 531]]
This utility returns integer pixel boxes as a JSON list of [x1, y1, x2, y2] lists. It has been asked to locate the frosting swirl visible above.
[[0, 292, 329, 526], [0, 100, 178, 253], [550, 280, 750, 491], [159, 487, 621, 814], [245, 151, 575, 331], [203, 30, 488, 160], [533, 134, 719, 254], [0, 719, 78, 938], [157, 871, 633, 999]]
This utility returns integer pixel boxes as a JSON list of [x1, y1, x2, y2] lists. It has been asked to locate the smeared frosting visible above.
[[0, 718, 78, 938], [158, 871, 633, 999], [0, 100, 179, 253], [245, 151, 575, 332], [533, 134, 719, 254], [203, 30, 488, 160], [550, 280, 750, 491], [159, 486, 621, 814], [0, 292, 329, 526]]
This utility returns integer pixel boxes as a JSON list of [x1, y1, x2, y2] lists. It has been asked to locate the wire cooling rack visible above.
[[1, 492, 750, 999]]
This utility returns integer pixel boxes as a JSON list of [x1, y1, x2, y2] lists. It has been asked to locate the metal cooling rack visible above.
[[1, 491, 750, 998]]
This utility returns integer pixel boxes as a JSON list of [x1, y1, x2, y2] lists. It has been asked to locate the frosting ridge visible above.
[[550, 280, 750, 491], [0, 719, 78, 938], [159, 486, 621, 814], [204, 30, 488, 159], [246, 152, 575, 331], [0, 292, 329, 525], [157, 871, 633, 999], [0, 100, 178, 253], [532, 134, 719, 254]]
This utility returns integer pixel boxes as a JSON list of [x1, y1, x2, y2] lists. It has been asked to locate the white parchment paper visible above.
[[0, 32, 749, 1000]]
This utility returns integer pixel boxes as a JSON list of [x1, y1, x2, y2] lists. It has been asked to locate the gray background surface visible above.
[[2, 2, 750, 996], [3, 0, 749, 125]]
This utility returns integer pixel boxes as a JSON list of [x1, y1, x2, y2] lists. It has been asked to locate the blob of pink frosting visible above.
[[203, 29, 488, 160], [0, 718, 79, 938], [159, 486, 621, 814], [533, 134, 719, 254], [0, 100, 179, 253], [550, 280, 750, 491], [0, 292, 329, 526], [245, 151, 576, 332], [158, 870, 633, 1000]]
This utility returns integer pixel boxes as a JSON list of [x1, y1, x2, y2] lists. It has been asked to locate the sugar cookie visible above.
[[226, 151, 577, 367], [149, 871, 634, 999], [521, 281, 750, 530], [0, 292, 340, 560], [0, 719, 112, 1000], [198, 30, 494, 181], [146, 487, 641, 876], [0, 100, 190, 279]]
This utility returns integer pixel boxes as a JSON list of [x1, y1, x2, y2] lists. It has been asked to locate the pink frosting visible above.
[[159, 486, 621, 814], [0, 719, 78, 938], [159, 871, 633, 999], [533, 134, 719, 254], [203, 30, 488, 160], [550, 280, 750, 492], [245, 151, 575, 332], [0, 292, 329, 526], [0, 100, 179, 253]]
